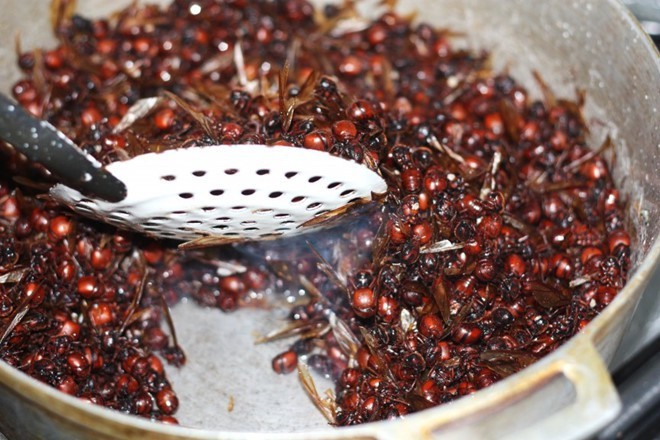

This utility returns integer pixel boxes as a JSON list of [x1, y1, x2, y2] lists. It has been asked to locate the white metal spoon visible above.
[[50, 144, 387, 247]]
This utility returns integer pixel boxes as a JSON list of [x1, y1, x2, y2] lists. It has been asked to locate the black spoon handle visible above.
[[0, 93, 126, 203]]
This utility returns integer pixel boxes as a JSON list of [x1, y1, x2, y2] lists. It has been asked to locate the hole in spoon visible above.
[[107, 215, 127, 225], [260, 232, 283, 238], [75, 205, 93, 215]]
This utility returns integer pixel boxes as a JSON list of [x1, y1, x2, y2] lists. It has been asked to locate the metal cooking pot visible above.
[[0, 0, 658, 439]]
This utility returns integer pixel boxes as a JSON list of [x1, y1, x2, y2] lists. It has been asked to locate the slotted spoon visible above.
[[50, 144, 387, 246], [0, 94, 387, 245]]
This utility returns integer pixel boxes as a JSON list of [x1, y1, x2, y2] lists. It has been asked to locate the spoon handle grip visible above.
[[0, 93, 126, 202]]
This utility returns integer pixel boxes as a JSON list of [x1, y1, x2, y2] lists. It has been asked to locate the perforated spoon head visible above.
[[50, 144, 387, 247]]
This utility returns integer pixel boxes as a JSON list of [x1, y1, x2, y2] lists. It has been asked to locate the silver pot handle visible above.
[[359, 334, 620, 440]]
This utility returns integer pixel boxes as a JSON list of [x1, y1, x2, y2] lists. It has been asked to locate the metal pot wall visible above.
[[0, 0, 658, 439]]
